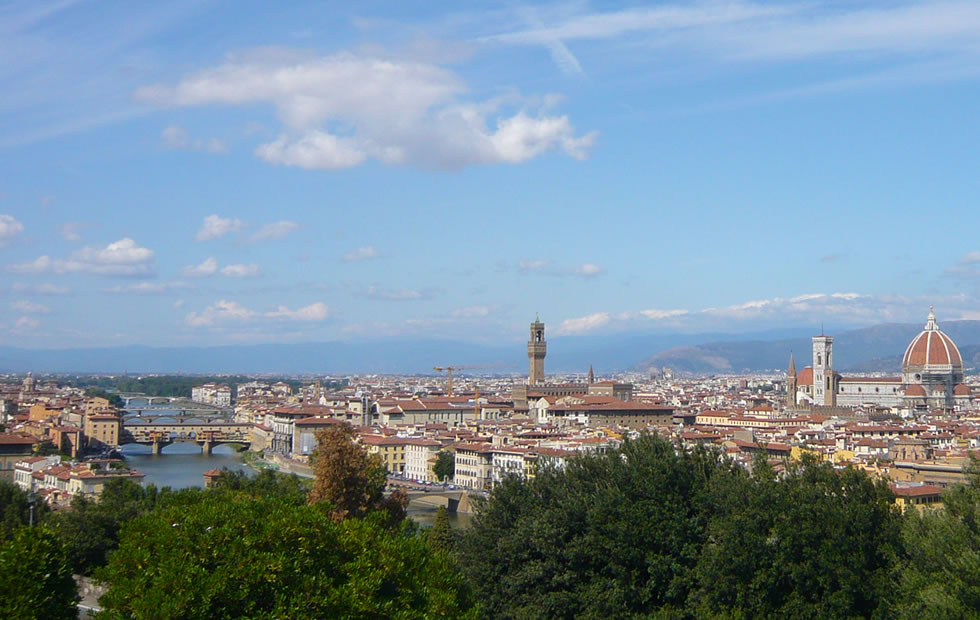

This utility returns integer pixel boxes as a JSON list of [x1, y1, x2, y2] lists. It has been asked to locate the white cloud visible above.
[[250, 220, 298, 242], [105, 281, 189, 295], [576, 263, 604, 277], [450, 305, 492, 318], [489, 2, 980, 70], [342, 246, 380, 262], [517, 259, 605, 277], [958, 251, 980, 265], [0, 215, 24, 245], [8, 238, 155, 276], [59, 222, 83, 241], [555, 312, 610, 335], [195, 214, 243, 241], [162, 125, 226, 153], [361, 286, 436, 301], [136, 49, 596, 170], [182, 257, 219, 277], [266, 302, 329, 321], [11, 300, 49, 314], [489, 3, 792, 47], [518, 259, 552, 273], [14, 316, 40, 330], [945, 251, 980, 278], [12, 282, 70, 295], [185, 300, 256, 327], [639, 309, 689, 320], [220, 263, 260, 278]]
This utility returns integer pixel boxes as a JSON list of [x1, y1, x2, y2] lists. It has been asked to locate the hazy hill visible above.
[[0, 328, 816, 375], [633, 320, 980, 375], [5, 321, 980, 376]]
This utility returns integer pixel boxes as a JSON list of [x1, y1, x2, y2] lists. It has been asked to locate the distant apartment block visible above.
[[191, 383, 233, 407]]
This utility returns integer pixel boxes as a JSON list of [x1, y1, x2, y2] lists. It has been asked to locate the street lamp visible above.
[[27, 491, 36, 527]]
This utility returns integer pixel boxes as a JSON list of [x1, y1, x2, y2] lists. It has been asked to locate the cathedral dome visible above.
[[796, 367, 813, 386], [902, 308, 962, 371], [955, 383, 972, 396], [904, 384, 926, 397]]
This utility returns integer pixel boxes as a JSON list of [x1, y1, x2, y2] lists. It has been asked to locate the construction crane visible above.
[[433, 365, 509, 396]]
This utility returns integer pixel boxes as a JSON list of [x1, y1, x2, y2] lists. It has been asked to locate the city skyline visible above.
[[3, 0, 980, 348]]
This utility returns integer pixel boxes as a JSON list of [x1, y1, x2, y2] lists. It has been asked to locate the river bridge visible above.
[[118, 393, 178, 407], [387, 480, 486, 513], [121, 422, 252, 455], [122, 410, 236, 424]]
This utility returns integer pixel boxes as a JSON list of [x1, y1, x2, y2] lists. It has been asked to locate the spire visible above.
[[925, 306, 938, 331], [588, 365, 595, 384], [788, 352, 796, 377]]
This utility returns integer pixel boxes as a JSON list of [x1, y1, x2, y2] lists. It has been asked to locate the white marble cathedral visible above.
[[790, 308, 972, 412]]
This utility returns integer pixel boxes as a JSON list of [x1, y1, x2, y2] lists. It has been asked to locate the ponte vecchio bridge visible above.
[[121, 421, 251, 455]]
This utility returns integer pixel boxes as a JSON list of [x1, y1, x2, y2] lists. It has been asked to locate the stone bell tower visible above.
[[528, 315, 546, 386], [812, 334, 836, 407]]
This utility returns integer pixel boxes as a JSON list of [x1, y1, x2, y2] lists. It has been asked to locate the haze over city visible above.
[[2, 0, 980, 350]]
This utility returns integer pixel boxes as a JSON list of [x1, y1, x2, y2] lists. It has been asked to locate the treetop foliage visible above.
[[309, 424, 407, 525], [0, 526, 78, 619], [96, 492, 477, 619], [460, 434, 909, 620]]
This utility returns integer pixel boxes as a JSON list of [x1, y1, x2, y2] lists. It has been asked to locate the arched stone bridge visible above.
[[121, 422, 252, 455], [122, 410, 236, 424]]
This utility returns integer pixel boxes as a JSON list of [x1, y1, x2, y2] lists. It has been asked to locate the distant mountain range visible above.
[[4, 321, 980, 376], [632, 320, 980, 375]]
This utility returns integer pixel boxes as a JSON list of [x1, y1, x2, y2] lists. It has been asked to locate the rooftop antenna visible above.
[[821, 321, 824, 336]]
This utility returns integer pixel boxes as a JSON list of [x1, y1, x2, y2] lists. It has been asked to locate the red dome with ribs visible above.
[[902, 309, 962, 369]]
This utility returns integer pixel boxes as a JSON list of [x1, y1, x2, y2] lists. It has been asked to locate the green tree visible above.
[[427, 505, 454, 554], [308, 424, 407, 524], [0, 526, 78, 619], [0, 480, 47, 541], [433, 450, 455, 482], [896, 467, 980, 617], [97, 493, 478, 619], [48, 479, 207, 576], [690, 455, 903, 618], [459, 434, 741, 619], [212, 467, 310, 504]]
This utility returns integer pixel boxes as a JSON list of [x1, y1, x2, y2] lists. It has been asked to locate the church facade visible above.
[[791, 309, 972, 412]]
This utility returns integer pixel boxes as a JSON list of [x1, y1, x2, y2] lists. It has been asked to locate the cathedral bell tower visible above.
[[812, 334, 837, 407], [786, 353, 797, 407], [528, 315, 546, 385]]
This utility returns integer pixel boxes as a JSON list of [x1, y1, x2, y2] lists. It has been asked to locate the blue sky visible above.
[[2, 0, 980, 348]]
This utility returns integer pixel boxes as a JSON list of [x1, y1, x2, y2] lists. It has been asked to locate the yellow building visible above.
[[85, 397, 111, 416], [361, 435, 408, 474], [29, 402, 62, 422], [84, 413, 121, 450], [889, 483, 943, 512]]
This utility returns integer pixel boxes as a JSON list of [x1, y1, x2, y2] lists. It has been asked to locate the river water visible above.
[[118, 442, 250, 488], [120, 400, 470, 526]]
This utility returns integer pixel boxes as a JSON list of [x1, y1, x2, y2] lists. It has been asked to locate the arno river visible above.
[[119, 403, 469, 527], [118, 442, 251, 489]]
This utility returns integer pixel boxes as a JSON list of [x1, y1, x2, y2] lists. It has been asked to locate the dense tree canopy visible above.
[[434, 450, 455, 482], [460, 435, 911, 619], [0, 480, 47, 541], [0, 526, 78, 619], [460, 434, 743, 618], [691, 454, 903, 618], [46, 478, 207, 575], [97, 492, 478, 619], [896, 467, 980, 617]]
